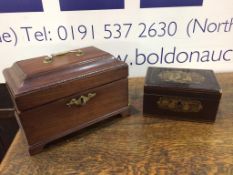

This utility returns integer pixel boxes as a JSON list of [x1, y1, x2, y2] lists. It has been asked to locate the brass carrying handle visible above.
[[43, 49, 84, 64], [66, 93, 96, 107]]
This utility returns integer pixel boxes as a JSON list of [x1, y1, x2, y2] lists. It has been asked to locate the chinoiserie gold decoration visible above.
[[66, 93, 96, 107], [158, 70, 205, 84], [43, 49, 84, 64], [157, 96, 203, 113]]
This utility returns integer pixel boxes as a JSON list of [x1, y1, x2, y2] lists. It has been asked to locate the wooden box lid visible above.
[[3, 47, 128, 111], [144, 67, 222, 99]]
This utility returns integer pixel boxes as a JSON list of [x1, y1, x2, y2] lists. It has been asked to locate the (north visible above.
[[192, 18, 233, 33]]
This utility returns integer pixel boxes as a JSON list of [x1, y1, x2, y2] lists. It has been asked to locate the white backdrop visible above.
[[0, 0, 232, 82]]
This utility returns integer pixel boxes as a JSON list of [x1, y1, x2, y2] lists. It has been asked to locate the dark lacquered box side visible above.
[[0, 84, 18, 162]]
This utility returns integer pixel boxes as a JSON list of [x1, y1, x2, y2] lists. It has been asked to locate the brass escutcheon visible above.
[[66, 93, 96, 107]]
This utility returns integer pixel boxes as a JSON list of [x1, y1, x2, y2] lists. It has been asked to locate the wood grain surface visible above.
[[1, 73, 233, 175]]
